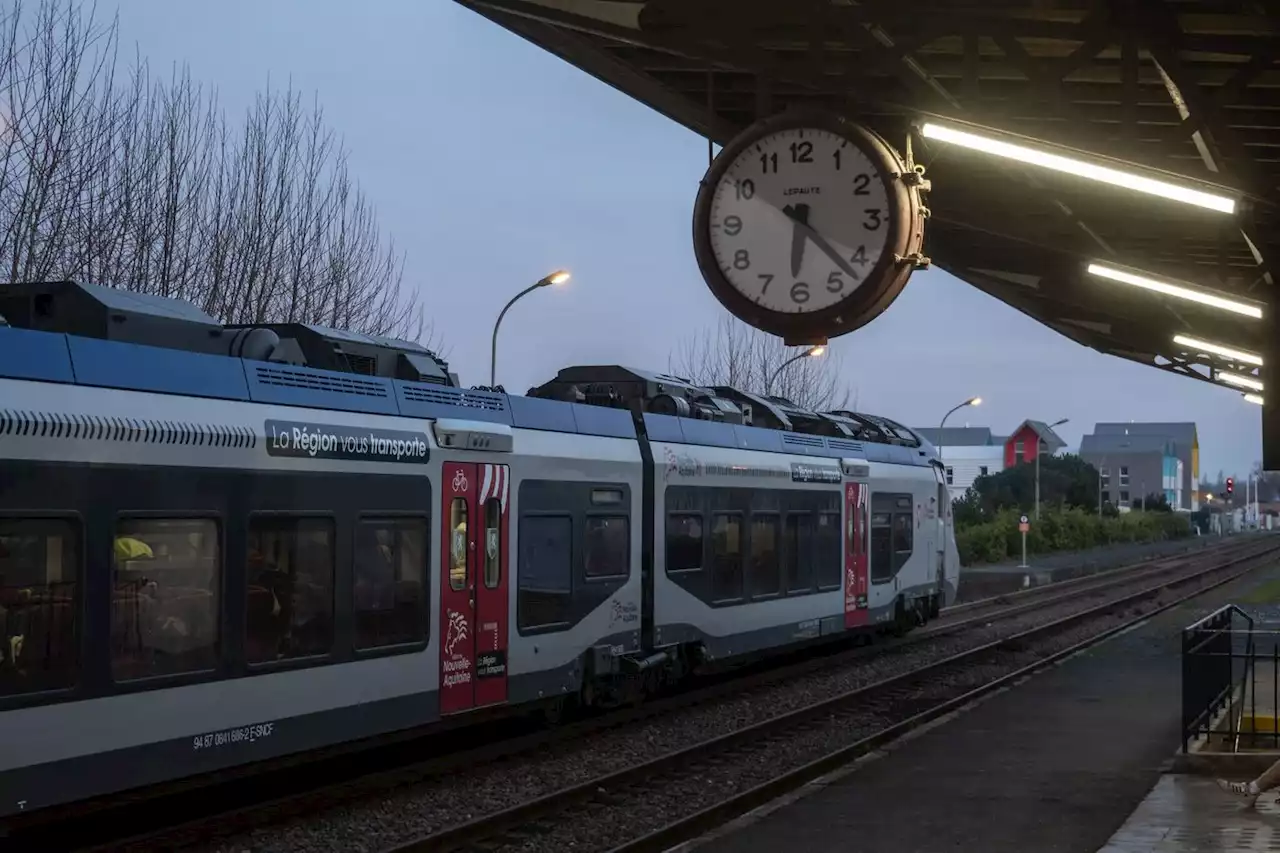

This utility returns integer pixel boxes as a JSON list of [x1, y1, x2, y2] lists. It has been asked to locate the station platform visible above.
[[684, 558, 1280, 853], [1096, 774, 1280, 852]]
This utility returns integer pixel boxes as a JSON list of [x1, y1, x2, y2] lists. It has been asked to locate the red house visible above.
[[1003, 420, 1068, 468]]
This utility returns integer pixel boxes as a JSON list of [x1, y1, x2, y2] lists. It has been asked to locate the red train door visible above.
[[440, 461, 510, 716], [473, 463, 510, 708], [844, 481, 870, 628]]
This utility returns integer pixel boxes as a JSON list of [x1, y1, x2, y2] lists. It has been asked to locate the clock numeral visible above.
[[758, 273, 774, 294], [827, 271, 846, 293], [833, 149, 842, 170], [851, 246, 870, 266], [863, 208, 883, 231], [853, 173, 871, 195], [789, 141, 813, 164], [760, 151, 778, 174], [733, 249, 751, 270], [790, 282, 810, 304], [736, 179, 755, 200], [723, 215, 743, 236]]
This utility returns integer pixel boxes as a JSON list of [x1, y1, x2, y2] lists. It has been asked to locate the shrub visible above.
[[955, 506, 1191, 566]]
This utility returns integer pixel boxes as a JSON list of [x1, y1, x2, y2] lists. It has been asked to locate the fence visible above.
[[1181, 604, 1280, 753]]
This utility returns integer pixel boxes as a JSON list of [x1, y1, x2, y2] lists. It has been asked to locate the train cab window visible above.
[[870, 511, 893, 583], [892, 511, 914, 571], [111, 517, 219, 680], [245, 516, 335, 664], [748, 514, 780, 597], [783, 513, 813, 594], [518, 515, 572, 630], [0, 518, 80, 697], [585, 516, 629, 579], [815, 512, 842, 589], [354, 517, 427, 650], [710, 513, 743, 602], [666, 514, 703, 574], [483, 499, 501, 590], [449, 498, 468, 592]]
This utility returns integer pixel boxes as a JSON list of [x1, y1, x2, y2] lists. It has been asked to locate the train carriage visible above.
[[0, 280, 959, 819]]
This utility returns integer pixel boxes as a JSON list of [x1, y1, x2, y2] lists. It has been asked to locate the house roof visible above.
[[911, 427, 994, 447], [1093, 422, 1199, 449], [1009, 420, 1067, 452], [1080, 433, 1175, 456]]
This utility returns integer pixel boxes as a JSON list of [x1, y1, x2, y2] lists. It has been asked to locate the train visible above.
[[0, 280, 960, 818]]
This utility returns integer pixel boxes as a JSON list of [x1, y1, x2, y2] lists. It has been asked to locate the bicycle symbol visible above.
[[452, 469, 469, 493]]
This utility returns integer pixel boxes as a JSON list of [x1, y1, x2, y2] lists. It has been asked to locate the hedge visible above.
[[955, 506, 1192, 566]]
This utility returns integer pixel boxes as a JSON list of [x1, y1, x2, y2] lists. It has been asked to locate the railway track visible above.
[[22, 536, 1272, 853], [381, 537, 1280, 853]]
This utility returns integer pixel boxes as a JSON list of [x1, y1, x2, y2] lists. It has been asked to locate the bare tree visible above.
[[0, 0, 439, 349], [669, 314, 855, 411]]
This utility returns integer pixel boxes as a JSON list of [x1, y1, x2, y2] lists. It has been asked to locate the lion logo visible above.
[[445, 609, 469, 657]]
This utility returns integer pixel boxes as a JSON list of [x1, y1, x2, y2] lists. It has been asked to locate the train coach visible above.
[[0, 280, 959, 818]]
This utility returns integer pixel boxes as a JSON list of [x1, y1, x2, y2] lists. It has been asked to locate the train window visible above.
[[815, 512, 842, 589], [483, 499, 502, 590], [710, 513, 743, 601], [585, 516, 629, 579], [518, 515, 572, 630], [0, 518, 80, 697], [110, 517, 220, 681], [449, 498, 468, 592], [354, 517, 427, 650], [870, 511, 893, 583], [666, 514, 703, 574], [245, 516, 335, 664], [783, 513, 812, 594], [892, 511, 914, 571], [749, 514, 780, 597]]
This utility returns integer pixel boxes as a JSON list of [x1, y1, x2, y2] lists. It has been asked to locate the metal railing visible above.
[[1181, 604, 1280, 753]]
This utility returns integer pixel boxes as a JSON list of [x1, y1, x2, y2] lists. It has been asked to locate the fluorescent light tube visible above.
[[1244, 393, 1264, 405], [1172, 335, 1263, 366], [1217, 371, 1264, 392], [1088, 264, 1263, 319], [921, 122, 1237, 214]]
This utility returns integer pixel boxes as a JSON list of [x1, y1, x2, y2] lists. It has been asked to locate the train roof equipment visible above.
[[0, 282, 936, 464]]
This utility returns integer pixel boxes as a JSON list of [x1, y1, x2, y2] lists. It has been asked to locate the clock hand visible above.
[[783, 203, 809, 278], [796, 220, 862, 283]]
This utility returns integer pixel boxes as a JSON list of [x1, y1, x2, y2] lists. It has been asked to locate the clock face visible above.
[[707, 127, 894, 316]]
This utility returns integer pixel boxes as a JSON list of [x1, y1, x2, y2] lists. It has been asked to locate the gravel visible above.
[[182, 554, 1257, 853]]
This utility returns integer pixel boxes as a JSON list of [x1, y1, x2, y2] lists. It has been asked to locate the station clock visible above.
[[692, 110, 930, 345]]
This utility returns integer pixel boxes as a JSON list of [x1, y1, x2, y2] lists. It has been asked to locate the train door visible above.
[[439, 462, 511, 714], [474, 463, 510, 708], [844, 481, 870, 628]]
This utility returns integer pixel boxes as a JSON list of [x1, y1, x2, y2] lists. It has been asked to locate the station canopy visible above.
[[456, 0, 1280, 463]]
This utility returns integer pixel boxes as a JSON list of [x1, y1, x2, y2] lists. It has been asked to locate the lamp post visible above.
[[937, 396, 982, 459], [490, 269, 571, 387], [766, 345, 826, 395], [1034, 417, 1069, 521]]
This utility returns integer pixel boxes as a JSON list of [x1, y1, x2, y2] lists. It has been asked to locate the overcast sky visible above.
[[110, 0, 1263, 481]]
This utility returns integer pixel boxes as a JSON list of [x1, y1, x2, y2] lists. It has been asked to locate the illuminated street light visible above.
[[490, 269, 572, 387], [920, 122, 1237, 214], [1172, 334, 1263, 367], [936, 396, 982, 458], [1087, 264, 1263, 319], [1245, 394, 1265, 406], [767, 345, 826, 394], [1217, 371, 1264, 393]]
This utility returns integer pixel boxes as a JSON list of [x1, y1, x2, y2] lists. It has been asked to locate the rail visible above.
[[1180, 604, 1280, 753]]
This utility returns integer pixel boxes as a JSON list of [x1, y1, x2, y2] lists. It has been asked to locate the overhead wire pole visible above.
[[1034, 418, 1069, 521]]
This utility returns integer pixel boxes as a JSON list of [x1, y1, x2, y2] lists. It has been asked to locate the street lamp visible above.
[[490, 269, 571, 387], [1035, 417, 1069, 521], [937, 396, 982, 458], [766, 345, 826, 395]]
